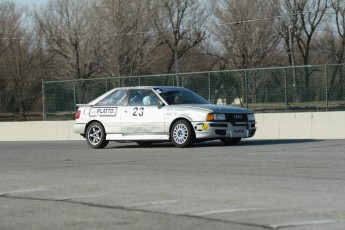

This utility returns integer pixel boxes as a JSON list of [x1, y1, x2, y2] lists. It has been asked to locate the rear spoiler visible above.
[[76, 104, 90, 108]]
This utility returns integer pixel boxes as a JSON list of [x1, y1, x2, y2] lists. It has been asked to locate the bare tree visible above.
[[281, 0, 329, 88], [153, 0, 212, 74], [212, 0, 281, 104], [322, 0, 345, 99], [0, 2, 40, 117], [327, 0, 345, 63], [214, 0, 280, 69], [35, 0, 106, 80], [98, 0, 163, 77]]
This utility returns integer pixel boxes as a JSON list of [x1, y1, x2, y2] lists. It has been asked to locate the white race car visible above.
[[74, 86, 256, 148]]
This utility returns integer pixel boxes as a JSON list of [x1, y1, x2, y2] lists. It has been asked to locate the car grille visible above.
[[225, 113, 248, 123]]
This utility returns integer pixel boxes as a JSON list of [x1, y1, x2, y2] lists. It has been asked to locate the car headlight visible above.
[[247, 113, 255, 121], [206, 113, 226, 121]]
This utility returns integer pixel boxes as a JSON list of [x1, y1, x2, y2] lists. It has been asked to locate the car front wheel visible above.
[[86, 122, 109, 149], [171, 120, 194, 148]]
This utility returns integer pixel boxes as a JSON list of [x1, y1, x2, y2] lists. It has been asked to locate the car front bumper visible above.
[[191, 121, 256, 139]]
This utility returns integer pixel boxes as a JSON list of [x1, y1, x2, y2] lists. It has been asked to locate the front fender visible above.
[[164, 107, 209, 133]]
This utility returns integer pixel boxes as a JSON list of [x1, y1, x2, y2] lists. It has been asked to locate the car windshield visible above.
[[155, 88, 209, 105]]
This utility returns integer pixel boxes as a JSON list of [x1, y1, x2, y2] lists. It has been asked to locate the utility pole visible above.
[[289, 26, 297, 101], [174, 43, 179, 86]]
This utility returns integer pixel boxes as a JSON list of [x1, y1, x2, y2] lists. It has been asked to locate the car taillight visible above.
[[75, 109, 81, 119]]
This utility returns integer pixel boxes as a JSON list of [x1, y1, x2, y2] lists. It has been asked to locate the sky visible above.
[[8, 0, 48, 8]]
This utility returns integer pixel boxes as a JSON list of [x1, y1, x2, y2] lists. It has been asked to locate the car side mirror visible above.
[[157, 103, 165, 109]]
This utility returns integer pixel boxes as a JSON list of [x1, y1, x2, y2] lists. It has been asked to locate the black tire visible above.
[[221, 137, 242, 145], [136, 141, 152, 147], [170, 120, 194, 148], [86, 122, 109, 149]]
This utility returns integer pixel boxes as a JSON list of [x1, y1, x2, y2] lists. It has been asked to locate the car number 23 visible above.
[[133, 107, 144, 116]]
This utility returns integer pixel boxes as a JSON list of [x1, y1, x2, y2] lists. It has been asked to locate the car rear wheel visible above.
[[86, 122, 109, 149], [171, 120, 194, 148], [221, 137, 241, 145]]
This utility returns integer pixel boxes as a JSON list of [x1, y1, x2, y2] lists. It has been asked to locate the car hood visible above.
[[174, 104, 253, 113]]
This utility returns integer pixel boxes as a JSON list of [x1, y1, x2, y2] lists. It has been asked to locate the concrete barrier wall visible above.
[[1, 112, 345, 141], [0, 120, 83, 141], [253, 111, 345, 140]]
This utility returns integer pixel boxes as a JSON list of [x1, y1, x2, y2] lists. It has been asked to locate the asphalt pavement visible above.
[[1, 139, 345, 230]]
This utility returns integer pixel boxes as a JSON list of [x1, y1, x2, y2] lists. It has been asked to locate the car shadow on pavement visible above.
[[238, 139, 323, 146], [194, 139, 323, 147], [106, 139, 323, 149]]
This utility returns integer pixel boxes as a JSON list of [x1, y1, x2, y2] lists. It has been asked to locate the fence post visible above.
[[325, 66, 328, 111], [245, 70, 248, 109], [73, 79, 77, 112], [208, 72, 211, 101], [284, 68, 288, 112], [42, 80, 46, 121]]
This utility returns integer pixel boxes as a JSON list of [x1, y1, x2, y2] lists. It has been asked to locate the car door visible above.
[[91, 89, 127, 134], [121, 89, 165, 134]]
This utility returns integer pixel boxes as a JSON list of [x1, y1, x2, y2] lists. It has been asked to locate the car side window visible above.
[[96, 90, 127, 106], [142, 93, 161, 106], [128, 89, 161, 106]]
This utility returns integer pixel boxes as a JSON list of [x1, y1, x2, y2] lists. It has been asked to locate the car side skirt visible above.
[[106, 133, 169, 141]]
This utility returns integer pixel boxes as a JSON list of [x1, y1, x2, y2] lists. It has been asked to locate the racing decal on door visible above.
[[132, 107, 144, 116], [90, 107, 117, 117]]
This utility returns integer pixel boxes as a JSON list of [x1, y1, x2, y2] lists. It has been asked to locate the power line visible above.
[[0, 10, 336, 41]]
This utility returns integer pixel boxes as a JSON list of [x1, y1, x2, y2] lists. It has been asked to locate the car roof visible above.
[[87, 86, 188, 106], [114, 86, 186, 90]]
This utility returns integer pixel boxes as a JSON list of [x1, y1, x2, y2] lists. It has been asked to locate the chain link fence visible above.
[[43, 64, 345, 120]]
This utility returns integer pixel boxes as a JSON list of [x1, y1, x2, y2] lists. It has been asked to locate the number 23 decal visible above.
[[133, 107, 144, 116]]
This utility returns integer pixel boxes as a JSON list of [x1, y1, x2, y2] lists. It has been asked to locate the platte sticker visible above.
[[90, 107, 117, 117]]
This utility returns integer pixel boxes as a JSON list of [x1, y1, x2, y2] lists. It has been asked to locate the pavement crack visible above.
[[271, 219, 345, 229], [0, 194, 273, 230]]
